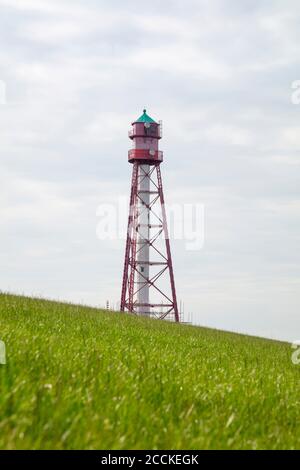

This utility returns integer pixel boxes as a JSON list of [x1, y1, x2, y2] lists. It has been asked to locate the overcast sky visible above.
[[0, 0, 300, 341]]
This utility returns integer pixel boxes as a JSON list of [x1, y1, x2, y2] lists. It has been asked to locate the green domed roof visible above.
[[135, 109, 157, 123]]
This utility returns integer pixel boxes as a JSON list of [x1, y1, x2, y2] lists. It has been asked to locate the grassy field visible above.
[[0, 293, 299, 450]]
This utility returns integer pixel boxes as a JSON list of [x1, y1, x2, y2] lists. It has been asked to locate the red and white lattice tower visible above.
[[121, 110, 179, 322]]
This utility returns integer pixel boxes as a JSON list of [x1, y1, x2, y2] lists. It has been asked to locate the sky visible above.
[[0, 0, 300, 341]]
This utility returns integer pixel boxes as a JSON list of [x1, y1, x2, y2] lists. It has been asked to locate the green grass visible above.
[[0, 293, 299, 450]]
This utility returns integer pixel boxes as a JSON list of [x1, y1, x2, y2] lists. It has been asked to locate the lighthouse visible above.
[[120, 110, 179, 322]]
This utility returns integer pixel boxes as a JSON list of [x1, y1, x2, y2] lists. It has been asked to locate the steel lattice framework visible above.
[[120, 110, 179, 322]]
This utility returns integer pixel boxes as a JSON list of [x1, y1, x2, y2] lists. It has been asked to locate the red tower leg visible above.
[[156, 165, 179, 322], [120, 162, 138, 312]]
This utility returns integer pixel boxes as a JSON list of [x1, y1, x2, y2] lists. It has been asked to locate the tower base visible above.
[[120, 161, 179, 323]]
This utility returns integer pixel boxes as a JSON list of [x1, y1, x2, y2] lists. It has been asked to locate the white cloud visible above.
[[129, 45, 232, 80], [203, 124, 252, 146], [1, 0, 300, 341], [21, 20, 88, 43], [82, 112, 132, 144], [0, 0, 83, 15], [281, 127, 300, 150]]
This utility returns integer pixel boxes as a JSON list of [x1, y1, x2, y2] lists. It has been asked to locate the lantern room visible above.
[[128, 109, 163, 164]]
